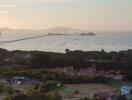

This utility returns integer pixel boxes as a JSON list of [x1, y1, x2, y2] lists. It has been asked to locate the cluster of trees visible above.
[[4, 82, 62, 100], [0, 67, 112, 84], [0, 48, 132, 80], [0, 84, 18, 96], [0, 48, 132, 70], [30, 49, 132, 71]]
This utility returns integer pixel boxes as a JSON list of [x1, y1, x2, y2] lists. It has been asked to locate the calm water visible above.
[[0, 31, 132, 52]]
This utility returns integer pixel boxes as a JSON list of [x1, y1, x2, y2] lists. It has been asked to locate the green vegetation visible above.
[[0, 84, 17, 96], [0, 84, 5, 93], [0, 66, 113, 84], [1, 48, 132, 71], [0, 48, 132, 99], [74, 89, 79, 94], [4, 82, 62, 100], [7, 87, 14, 96], [80, 97, 94, 100]]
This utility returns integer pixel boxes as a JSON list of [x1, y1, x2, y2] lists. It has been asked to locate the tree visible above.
[[117, 95, 127, 100], [31, 54, 50, 68], [4, 96, 12, 100], [7, 87, 14, 96], [74, 90, 79, 94], [46, 91, 62, 100], [0, 48, 10, 61], [12, 94, 28, 100], [0, 84, 5, 93], [28, 91, 46, 100]]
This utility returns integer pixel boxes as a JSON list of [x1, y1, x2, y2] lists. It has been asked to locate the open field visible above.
[[59, 84, 112, 100], [0, 82, 34, 100]]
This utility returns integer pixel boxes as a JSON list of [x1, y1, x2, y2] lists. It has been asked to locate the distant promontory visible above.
[[0, 26, 96, 36]]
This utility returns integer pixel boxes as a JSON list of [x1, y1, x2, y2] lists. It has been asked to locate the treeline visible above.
[[31, 49, 132, 71], [0, 48, 132, 71]]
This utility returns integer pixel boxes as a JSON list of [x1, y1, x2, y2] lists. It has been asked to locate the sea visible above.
[[0, 31, 132, 53]]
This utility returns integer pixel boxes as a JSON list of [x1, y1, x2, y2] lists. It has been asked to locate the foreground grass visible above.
[[58, 83, 112, 100]]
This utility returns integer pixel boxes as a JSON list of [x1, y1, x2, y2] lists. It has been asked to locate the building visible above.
[[13, 76, 31, 85], [113, 75, 124, 81], [120, 86, 132, 100], [0, 76, 35, 85], [0, 77, 11, 83], [121, 86, 132, 95]]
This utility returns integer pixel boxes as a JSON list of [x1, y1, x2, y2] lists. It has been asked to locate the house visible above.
[[113, 75, 124, 81], [120, 86, 132, 100], [0, 77, 11, 83], [93, 92, 116, 100], [13, 76, 32, 85], [0, 76, 35, 85], [121, 86, 132, 95]]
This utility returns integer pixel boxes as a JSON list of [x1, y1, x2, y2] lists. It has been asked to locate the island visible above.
[[79, 32, 96, 36]]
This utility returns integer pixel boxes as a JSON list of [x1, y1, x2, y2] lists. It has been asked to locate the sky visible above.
[[0, 0, 132, 31]]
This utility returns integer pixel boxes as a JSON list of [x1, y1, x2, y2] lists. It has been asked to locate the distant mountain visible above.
[[0, 26, 96, 36], [43, 27, 95, 36], [0, 28, 13, 32], [43, 26, 81, 32], [0, 27, 79, 32]]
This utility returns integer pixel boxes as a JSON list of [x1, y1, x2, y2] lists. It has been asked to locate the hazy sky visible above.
[[0, 0, 132, 31]]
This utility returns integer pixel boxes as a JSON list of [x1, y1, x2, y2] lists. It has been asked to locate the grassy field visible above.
[[0, 82, 34, 100], [1, 81, 132, 100], [108, 80, 132, 93], [58, 84, 112, 100]]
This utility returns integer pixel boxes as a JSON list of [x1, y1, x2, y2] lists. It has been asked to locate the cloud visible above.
[[0, 4, 16, 8], [0, 11, 8, 14], [27, 0, 66, 1], [0, 0, 71, 3]]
